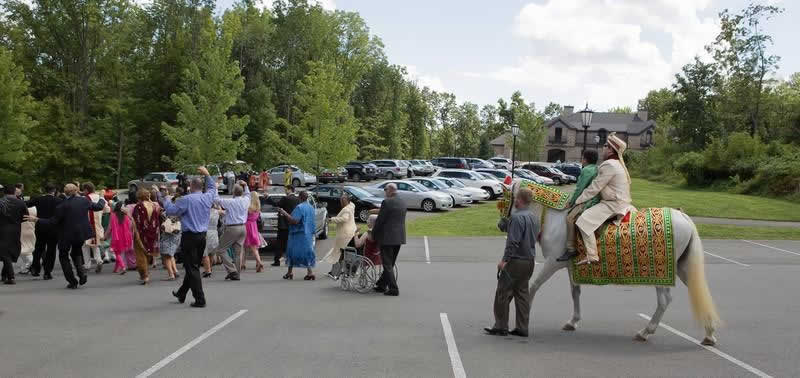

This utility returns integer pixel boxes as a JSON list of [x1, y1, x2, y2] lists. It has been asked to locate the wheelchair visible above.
[[338, 247, 398, 293]]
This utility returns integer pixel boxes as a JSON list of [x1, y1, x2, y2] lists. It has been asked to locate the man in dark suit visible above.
[[1, 184, 29, 285], [25, 184, 62, 279], [26, 183, 106, 289], [274, 185, 300, 266], [372, 183, 407, 296]]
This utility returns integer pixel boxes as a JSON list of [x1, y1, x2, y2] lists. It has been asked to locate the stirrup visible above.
[[576, 257, 598, 266]]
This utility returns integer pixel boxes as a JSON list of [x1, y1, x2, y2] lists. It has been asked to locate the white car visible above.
[[489, 157, 513, 170], [434, 177, 491, 202], [410, 177, 472, 206], [514, 168, 554, 185], [364, 180, 453, 212], [431, 169, 504, 199]]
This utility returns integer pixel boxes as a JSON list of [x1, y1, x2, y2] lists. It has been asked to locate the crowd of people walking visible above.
[[0, 167, 409, 307]]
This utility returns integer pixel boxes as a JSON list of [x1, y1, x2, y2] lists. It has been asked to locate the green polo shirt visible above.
[[568, 164, 601, 210]]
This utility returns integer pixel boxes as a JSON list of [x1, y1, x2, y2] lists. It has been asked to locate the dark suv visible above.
[[521, 163, 567, 185], [344, 161, 377, 181], [430, 157, 470, 170]]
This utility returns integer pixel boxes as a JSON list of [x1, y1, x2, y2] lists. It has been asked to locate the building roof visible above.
[[546, 112, 655, 135], [490, 133, 509, 146]]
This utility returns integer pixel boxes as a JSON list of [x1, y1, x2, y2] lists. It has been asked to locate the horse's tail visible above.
[[684, 214, 721, 331]]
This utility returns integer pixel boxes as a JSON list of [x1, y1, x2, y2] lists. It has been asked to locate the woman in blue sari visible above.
[[277, 191, 316, 280]]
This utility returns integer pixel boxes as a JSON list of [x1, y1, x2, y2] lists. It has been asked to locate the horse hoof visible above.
[[633, 333, 648, 342], [701, 337, 716, 346], [562, 323, 576, 331]]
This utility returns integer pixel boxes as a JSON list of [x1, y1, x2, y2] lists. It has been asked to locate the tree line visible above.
[[0, 0, 557, 192], [629, 4, 800, 199]]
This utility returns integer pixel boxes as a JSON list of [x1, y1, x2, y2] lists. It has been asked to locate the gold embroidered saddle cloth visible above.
[[572, 208, 675, 286], [496, 180, 570, 215]]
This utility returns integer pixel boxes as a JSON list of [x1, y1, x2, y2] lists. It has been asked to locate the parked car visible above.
[[475, 168, 513, 186], [488, 157, 513, 170], [550, 167, 577, 184], [554, 163, 582, 178], [521, 163, 567, 185], [364, 180, 453, 212], [410, 177, 472, 206], [465, 158, 495, 170], [258, 191, 328, 250], [370, 159, 410, 179], [267, 165, 317, 187], [431, 169, 504, 199], [407, 159, 436, 176], [430, 157, 470, 170], [513, 168, 554, 185], [344, 161, 378, 181], [128, 172, 179, 194], [476, 172, 511, 191], [318, 167, 347, 184], [435, 177, 491, 201], [309, 185, 383, 223]]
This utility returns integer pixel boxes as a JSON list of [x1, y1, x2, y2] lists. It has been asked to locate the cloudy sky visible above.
[[220, 0, 798, 111]]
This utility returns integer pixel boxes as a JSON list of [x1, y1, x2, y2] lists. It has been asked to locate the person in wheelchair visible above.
[[353, 215, 381, 266]]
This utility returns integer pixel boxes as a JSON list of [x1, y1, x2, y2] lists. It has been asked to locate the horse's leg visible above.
[[528, 258, 569, 327], [563, 282, 581, 331], [635, 287, 672, 341]]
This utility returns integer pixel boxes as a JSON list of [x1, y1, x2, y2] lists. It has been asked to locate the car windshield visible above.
[[449, 179, 467, 188], [420, 180, 443, 190], [479, 173, 496, 181], [431, 179, 451, 189], [164, 173, 178, 180], [408, 182, 429, 192], [345, 186, 374, 200]]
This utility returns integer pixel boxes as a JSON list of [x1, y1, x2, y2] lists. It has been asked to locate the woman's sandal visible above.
[[283, 273, 293, 280], [303, 274, 315, 281], [256, 263, 264, 273]]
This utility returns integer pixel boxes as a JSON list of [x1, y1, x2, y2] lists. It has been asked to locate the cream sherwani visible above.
[[322, 203, 357, 264], [573, 159, 636, 260]]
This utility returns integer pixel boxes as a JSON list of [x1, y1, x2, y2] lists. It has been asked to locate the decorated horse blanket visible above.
[[496, 180, 570, 215], [572, 207, 675, 286]]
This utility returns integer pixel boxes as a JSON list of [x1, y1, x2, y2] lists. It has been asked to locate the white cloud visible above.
[[481, 0, 719, 109], [310, 0, 336, 11], [404, 64, 446, 93]]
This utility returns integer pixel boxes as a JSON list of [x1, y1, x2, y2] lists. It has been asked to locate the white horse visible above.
[[526, 203, 721, 345]]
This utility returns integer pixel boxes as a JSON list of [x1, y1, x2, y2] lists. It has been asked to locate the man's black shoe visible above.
[[66, 283, 78, 289], [484, 327, 509, 336], [190, 301, 206, 308], [373, 286, 386, 293], [509, 329, 529, 338], [383, 291, 399, 296], [172, 290, 186, 304], [3, 279, 16, 285], [228, 273, 240, 281], [270, 261, 280, 267], [79, 275, 87, 285], [556, 250, 578, 262], [43, 273, 53, 280], [30, 270, 40, 277], [202, 272, 212, 278]]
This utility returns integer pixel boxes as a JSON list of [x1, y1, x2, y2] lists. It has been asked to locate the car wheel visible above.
[[128, 185, 137, 195], [422, 199, 435, 212], [292, 178, 301, 187], [407, 170, 414, 178], [386, 171, 394, 179], [554, 178, 561, 185], [352, 172, 361, 181], [319, 219, 329, 240], [482, 188, 493, 199], [450, 195, 459, 207], [359, 208, 370, 223]]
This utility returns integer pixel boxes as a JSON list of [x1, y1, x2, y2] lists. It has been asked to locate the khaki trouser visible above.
[[493, 259, 535, 333], [134, 241, 153, 280], [565, 206, 583, 253], [210, 225, 245, 274]]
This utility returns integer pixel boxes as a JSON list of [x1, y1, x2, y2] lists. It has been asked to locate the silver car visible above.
[[431, 169, 504, 199], [127, 172, 179, 194], [370, 160, 410, 179], [364, 180, 453, 212], [410, 177, 472, 206], [258, 192, 329, 250], [434, 177, 491, 202], [267, 165, 317, 187]]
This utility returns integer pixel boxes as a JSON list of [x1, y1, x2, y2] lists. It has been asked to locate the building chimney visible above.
[[636, 110, 648, 121], [562, 105, 574, 116]]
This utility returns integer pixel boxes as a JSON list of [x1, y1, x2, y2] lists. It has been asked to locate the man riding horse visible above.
[[559, 133, 636, 265]]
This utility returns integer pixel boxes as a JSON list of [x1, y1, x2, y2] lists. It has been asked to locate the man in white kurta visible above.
[[572, 133, 636, 265]]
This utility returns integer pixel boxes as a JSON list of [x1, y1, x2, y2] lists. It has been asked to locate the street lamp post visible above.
[[510, 123, 520, 182], [580, 103, 594, 155]]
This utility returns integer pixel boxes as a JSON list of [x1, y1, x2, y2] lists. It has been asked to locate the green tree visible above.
[[453, 102, 481, 156], [161, 35, 249, 166], [637, 88, 675, 122], [608, 105, 633, 114], [0, 47, 37, 179], [671, 57, 722, 149], [290, 62, 358, 172], [405, 84, 429, 158]]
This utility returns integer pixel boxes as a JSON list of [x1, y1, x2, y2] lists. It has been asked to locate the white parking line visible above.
[[424, 236, 431, 264], [704, 250, 749, 267], [637, 314, 772, 378], [741, 240, 800, 257], [137, 309, 248, 378], [440, 313, 466, 378]]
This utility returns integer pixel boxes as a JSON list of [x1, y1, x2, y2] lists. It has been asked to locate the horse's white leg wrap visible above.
[[636, 287, 672, 341]]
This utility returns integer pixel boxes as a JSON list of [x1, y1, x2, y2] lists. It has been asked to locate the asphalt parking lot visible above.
[[2, 237, 797, 377]]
